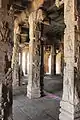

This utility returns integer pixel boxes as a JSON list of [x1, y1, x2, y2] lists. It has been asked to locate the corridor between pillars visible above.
[[59, 0, 80, 120], [27, 9, 45, 99]]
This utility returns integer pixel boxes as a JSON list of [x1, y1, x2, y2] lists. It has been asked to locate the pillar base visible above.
[[59, 100, 80, 120], [74, 103, 80, 120], [59, 100, 74, 120], [27, 85, 40, 99]]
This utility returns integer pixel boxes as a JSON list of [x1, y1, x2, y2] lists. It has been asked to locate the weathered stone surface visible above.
[[59, 0, 80, 120], [27, 9, 46, 99], [12, 25, 21, 87], [0, 7, 13, 120]]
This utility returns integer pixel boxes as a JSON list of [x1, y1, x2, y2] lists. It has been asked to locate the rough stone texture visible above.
[[0, 8, 13, 120], [40, 41, 44, 96], [59, 0, 80, 120], [13, 93, 60, 120], [60, 41, 64, 77], [27, 9, 46, 99], [12, 25, 20, 87]]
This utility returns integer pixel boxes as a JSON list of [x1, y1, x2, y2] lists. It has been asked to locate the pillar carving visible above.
[[59, 0, 80, 120], [27, 9, 46, 99], [0, 8, 13, 120], [12, 24, 20, 87]]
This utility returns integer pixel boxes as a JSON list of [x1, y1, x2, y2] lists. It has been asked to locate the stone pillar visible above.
[[51, 44, 55, 76], [25, 51, 27, 74], [40, 41, 44, 96], [0, 8, 13, 120], [54, 46, 56, 75], [19, 51, 22, 72], [12, 25, 20, 87], [18, 51, 22, 86], [27, 12, 41, 99], [60, 41, 64, 77], [0, 0, 2, 8], [59, 0, 80, 120]]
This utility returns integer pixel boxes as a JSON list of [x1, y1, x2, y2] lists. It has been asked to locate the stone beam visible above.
[[14, 0, 45, 28]]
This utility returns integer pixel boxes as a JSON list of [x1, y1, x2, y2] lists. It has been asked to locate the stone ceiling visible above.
[[9, 0, 65, 44]]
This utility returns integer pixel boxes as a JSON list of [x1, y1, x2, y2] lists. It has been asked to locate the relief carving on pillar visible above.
[[67, 35, 73, 52], [31, 20, 41, 88], [66, 0, 72, 12], [75, 44, 80, 100], [0, 21, 11, 43], [34, 44, 40, 55], [1, 68, 13, 120]]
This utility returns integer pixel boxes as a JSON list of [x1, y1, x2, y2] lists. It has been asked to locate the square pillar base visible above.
[[27, 85, 40, 99], [59, 100, 80, 120], [74, 103, 80, 120], [59, 101, 74, 120]]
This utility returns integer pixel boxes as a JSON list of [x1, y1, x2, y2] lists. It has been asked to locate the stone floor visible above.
[[13, 75, 63, 120]]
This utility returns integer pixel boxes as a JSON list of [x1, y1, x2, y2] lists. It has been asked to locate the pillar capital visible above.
[[28, 8, 46, 24]]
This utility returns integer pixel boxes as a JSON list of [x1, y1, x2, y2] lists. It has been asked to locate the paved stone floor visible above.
[[13, 75, 63, 120]]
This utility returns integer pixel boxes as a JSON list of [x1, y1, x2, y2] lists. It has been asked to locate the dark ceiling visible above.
[[9, 0, 64, 43]]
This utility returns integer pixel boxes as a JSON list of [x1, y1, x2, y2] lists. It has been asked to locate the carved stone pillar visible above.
[[27, 12, 41, 99], [0, 8, 13, 120], [25, 51, 27, 74], [40, 41, 44, 96], [59, 0, 80, 120], [12, 25, 20, 87], [54, 46, 56, 75], [19, 51, 22, 86], [60, 41, 64, 77], [51, 44, 55, 76]]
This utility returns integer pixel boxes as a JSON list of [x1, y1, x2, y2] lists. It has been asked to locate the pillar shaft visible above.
[[40, 41, 44, 96], [60, 41, 64, 77], [25, 51, 27, 74], [0, 8, 13, 120], [27, 9, 46, 99], [12, 26, 20, 87], [59, 0, 80, 120], [19, 51, 22, 85], [54, 47, 56, 75], [51, 44, 55, 75], [27, 12, 41, 99]]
